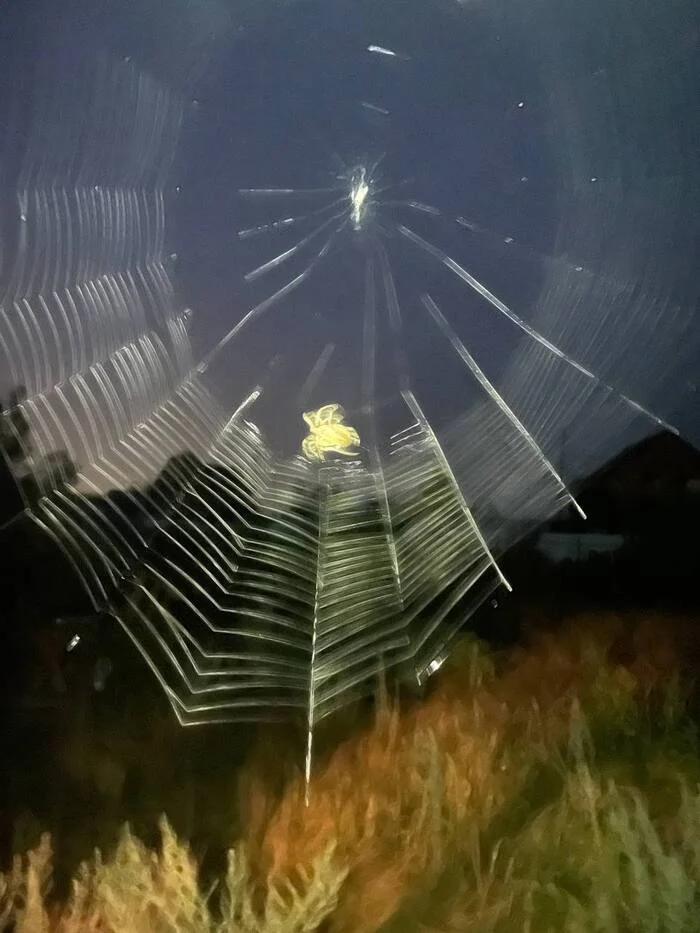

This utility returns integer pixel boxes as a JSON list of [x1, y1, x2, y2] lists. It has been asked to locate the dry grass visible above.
[[1, 821, 346, 932], [2, 611, 699, 932]]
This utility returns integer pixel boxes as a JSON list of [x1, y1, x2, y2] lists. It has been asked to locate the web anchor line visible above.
[[376, 235, 511, 596], [305, 467, 329, 805], [362, 253, 403, 606], [197, 218, 349, 375], [420, 292, 586, 520], [398, 223, 678, 437], [402, 388, 512, 594]]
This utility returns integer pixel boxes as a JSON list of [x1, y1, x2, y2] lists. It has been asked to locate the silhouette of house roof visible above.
[[583, 431, 700, 497]]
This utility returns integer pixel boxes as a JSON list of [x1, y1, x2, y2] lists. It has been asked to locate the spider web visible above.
[[0, 40, 499, 735], [1, 0, 698, 764]]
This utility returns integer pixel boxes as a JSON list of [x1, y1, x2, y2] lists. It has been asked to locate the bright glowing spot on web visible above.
[[350, 166, 371, 231]]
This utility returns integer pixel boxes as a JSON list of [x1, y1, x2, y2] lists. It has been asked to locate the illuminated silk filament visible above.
[[350, 167, 370, 231]]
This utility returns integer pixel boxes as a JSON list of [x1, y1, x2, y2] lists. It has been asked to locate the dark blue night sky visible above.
[[1, 0, 700, 465]]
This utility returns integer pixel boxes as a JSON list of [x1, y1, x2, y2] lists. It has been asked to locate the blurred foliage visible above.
[[1, 614, 699, 931]]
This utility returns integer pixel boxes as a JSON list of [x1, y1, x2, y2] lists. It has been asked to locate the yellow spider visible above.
[[301, 403, 361, 461]]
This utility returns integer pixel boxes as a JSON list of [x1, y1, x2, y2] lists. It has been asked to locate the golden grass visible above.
[[1, 821, 346, 932], [2, 611, 699, 932]]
